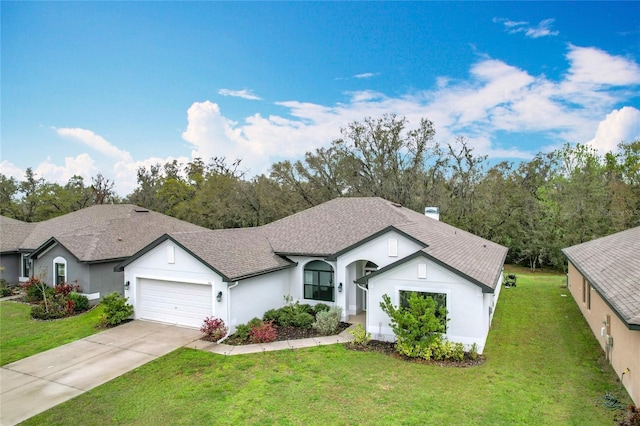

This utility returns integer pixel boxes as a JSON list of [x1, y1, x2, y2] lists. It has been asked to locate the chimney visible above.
[[424, 207, 439, 221]]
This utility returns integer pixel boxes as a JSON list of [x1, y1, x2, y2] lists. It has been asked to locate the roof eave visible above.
[[325, 225, 428, 261], [225, 262, 298, 283]]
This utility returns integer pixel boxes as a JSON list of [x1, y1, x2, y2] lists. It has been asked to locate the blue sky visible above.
[[2, 2, 639, 195]]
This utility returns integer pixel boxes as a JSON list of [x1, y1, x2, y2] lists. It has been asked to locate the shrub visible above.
[[292, 311, 314, 328], [234, 317, 263, 342], [0, 279, 12, 297], [380, 292, 448, 360], [249, 320, 277, 343], [348, 324, 371, 346], [100, 292, 134, 327], [298, 303, 314, 315], [313, 305, 342, 335], [200, 317, 228, 342], [469, 343, 479, 360], [263, 308, 281, 324], [68, 292, 90, 312], [30, 299, 67, 320], [313, 303, 330, 314], [23, 277, 46, 302], [54, 281, 81, 298]]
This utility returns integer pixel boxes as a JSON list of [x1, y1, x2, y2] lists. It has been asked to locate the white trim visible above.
[[79, 292, 100, 301], [53, 256, 67, 284]]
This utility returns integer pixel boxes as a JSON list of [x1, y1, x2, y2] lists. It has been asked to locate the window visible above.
[[400, 290, 447, 328], [304, 260, 334, 302], [21, 253, 30, 278], [53, 256, 67, 285], [582, 278, 586, 303], [587, 282, 591, 310]]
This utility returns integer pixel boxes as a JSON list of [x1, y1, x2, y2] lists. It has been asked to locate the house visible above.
[[117, 197, 508, 353], [0, 205, 205, 301], [0, 216, 36, 284], [562, 227, 640, 406]]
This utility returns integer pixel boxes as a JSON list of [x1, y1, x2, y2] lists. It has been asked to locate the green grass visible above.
[[22, 271, 631, 425], [0, 301, 104, 366]]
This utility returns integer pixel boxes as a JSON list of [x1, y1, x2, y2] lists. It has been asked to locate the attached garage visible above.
[[137, 278, 213, 328]]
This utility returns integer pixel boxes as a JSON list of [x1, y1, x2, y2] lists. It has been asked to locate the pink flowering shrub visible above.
[[249, 320, 277, 343], [200, 317, 228, 342]]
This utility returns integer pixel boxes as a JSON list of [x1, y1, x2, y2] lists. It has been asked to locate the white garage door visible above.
[[137, 278, 213, 328]]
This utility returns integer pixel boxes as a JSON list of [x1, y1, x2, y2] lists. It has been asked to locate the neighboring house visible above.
[[0, 216, 36, 284], [0, 205, 205, 301], [562, 227, 640, 406], [118, 197, 508, 353]]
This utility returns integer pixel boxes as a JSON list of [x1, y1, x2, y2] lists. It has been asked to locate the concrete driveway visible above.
[[1, 320, 201, 426]]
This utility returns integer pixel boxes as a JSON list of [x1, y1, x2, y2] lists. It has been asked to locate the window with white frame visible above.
[[21, 253, 30, 278], [53, 256, 67, 285]]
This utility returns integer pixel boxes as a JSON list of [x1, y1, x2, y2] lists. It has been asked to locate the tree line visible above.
[[2, 114, 638, 271]]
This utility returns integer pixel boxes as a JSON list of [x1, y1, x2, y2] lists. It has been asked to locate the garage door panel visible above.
[[138, 279, 213, 328]]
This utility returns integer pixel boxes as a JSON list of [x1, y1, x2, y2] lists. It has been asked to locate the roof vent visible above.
[[134, 207, 149, 213], [391, 202, 402, 208], [424, 207, 439, 221]]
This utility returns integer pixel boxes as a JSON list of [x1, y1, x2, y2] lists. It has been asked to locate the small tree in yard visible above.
[[200, 317, 228, 342], [380, 293, 448, 359]]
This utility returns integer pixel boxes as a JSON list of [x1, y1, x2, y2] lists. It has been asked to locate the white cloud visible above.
[[56, 128, 133, 162], [495, 17, 559, 38], [217, 89, 262, 100], [565, 45, 640, 87], [354, 72, 378, 79], [0, 154, 98, 185], [588, 107, 640, 153], [113, 155, 190, 196]]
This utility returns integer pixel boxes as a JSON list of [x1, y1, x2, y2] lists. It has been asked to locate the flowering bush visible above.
[[249, 320, 277, 343], [200, 317, 228, 342], [54, 281, 81, 297]]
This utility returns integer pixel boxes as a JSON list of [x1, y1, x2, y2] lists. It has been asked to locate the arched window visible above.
[[304, 260, 334, 302], [53, 256, 67, 285]]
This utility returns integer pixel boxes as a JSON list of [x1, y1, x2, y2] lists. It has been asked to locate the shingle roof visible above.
[[262, 197, 508, 289], [19, 205, 206, 262], [0, 216, 36, 253], [562, 226, 640, 329], [168, 229, 294, 281]]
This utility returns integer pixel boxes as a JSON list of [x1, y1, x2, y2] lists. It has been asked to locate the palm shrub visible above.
[[380, 293, 447, 359]]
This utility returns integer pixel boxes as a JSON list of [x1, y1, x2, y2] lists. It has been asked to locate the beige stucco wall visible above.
[[567, 261, 640, 406]]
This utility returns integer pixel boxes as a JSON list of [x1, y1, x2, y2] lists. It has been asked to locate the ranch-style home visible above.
[[117, 197, 508, 353], [563, 226, 640, 406], [0, 205, 205, 300]]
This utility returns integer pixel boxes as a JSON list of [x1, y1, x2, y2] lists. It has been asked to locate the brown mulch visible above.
[[208, 322, 352, 345], [345, 340, 486, 367]]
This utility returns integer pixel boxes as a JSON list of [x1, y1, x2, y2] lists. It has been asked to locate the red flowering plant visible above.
[[249, 320, 277, 343], [200, 317, 228, 342]]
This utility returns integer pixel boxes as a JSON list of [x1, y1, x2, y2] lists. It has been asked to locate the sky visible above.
[[1, 1, 639, 196]]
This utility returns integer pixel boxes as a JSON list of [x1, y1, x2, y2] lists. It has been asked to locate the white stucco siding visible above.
[[228, 269, 290, 333], [366, 256, 491, 353], [335, 230, 424, 316], [123, 240, 223, 327]]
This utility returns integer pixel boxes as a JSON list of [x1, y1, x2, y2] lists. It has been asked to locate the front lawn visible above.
[[0, 301, 104, 366], [23, 271, 631, 425]]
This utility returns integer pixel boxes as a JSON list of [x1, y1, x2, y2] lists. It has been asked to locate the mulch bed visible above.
[[210, 322, 352, 345], [345, 340, 486, 367]]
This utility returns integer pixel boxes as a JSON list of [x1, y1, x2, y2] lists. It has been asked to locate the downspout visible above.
[[217, 281, 239, 344], [356, 282, 368, 329]]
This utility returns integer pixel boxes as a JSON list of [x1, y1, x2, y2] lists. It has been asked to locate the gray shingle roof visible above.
[[262, 197, 508, 289], [562, 226, 640, 328], [168, 229, 294, 281], [18, 205, 206, 262], [0, 217, 35, 253]]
